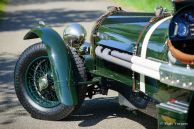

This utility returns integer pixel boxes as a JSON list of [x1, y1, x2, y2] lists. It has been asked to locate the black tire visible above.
[[14, 43, 86, 120], [70, 48, 87, 112]]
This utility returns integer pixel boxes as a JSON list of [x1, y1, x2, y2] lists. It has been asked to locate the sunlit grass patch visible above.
[[113, 0, 173, 12]]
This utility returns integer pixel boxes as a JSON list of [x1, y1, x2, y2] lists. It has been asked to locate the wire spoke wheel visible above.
[[14, 43, 86, 120], [25, 56, 60, 108]]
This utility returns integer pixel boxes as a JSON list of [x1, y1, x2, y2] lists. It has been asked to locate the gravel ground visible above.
[[0, 0, 157, 129]]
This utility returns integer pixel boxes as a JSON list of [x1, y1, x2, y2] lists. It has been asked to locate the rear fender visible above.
[[24, 27, 77, 106]]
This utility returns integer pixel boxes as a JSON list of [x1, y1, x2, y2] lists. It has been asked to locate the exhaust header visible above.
[[95, 46, 194, 91]]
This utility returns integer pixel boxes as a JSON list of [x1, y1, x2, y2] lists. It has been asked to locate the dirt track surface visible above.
[[0, 0, 156, 129]]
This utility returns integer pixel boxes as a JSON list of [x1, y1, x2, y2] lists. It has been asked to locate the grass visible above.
[[0, 0, 6, 19], [113, 0, 173, 12]]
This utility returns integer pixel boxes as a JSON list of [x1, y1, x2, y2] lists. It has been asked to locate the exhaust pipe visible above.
[[95, 46, 132, 69], [111, 50, 161, 71], [95, 46, 160, 80], [95, 46, 194, 91]]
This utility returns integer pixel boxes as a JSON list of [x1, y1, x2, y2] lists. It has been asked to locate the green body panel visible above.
[[92, 12, 154, 91], [95, 12, 153, 53], [24, 27, 77, 106], [90, 59, 133, 86], [92, 11, 192, 103], [90, 11, 192, 128], [139, 19, 170, 62]]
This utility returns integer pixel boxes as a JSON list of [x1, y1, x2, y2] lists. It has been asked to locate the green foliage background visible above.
[[113, 0, 173, 12], [0, 0, 6, 19], [0, 0, 6, 11]]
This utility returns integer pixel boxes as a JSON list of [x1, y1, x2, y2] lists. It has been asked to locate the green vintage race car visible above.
[[14, 0, 194, 129]]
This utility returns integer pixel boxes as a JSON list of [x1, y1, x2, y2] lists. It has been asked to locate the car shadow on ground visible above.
[[0, 96, 157, 129], [0, 9, 103, 32], [69, 97, 157, 129]]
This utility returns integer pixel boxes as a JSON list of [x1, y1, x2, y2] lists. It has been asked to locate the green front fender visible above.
[[24, 27, 77, 106]]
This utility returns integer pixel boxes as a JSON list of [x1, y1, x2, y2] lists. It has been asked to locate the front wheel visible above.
[[14, 43, 86, 120]]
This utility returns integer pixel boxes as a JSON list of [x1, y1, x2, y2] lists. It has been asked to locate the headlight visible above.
[[63, 23, 87, 46]]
